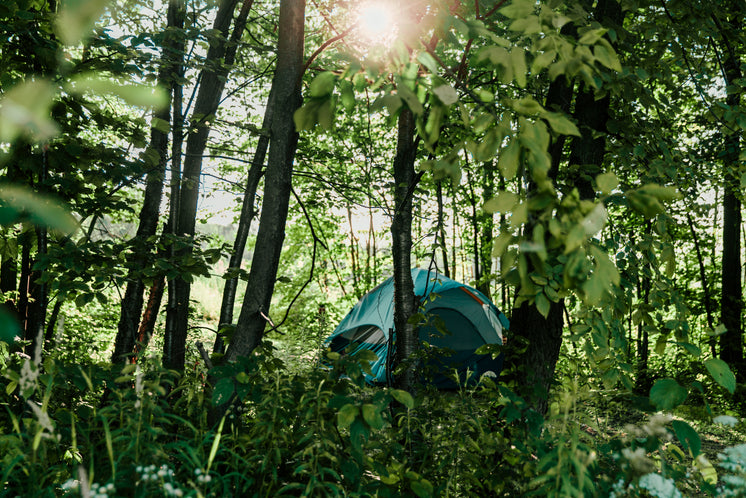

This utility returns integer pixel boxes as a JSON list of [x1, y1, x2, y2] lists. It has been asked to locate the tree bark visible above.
[[112, 0, 184, 364], [510, 0, 622, 414], [213, 84, 275, 354], [164, 0, 252, 369], [391, 108, 419, 392], [717, 14, 744, 382], [223, 0, 305, 362]]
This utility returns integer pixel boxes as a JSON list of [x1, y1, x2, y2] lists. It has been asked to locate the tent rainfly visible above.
[[323, 268, 509, 388]]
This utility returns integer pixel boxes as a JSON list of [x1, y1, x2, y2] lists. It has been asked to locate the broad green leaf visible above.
[[396, 82, 423, 115], [512, 97, 544, 115], [56, 0, 110, 46], [695, 455, 718, 485], [672, 420, 701, 458], [544, 112, 580, 136], [340, 80, 355, 111], [309, 71, 336, 98], [410, 479, 434, 498], [211, 377, 234, 406], [649, 378, 688, 411], [497, 138, 521, 180], [509, 16, 541, 35], [416, 52, 439, 74], [511, 49, 527, 88], [594, 43, 622, 72], [389, 389, 414, 409], [677, 342, 701, 357], [0, 306, 20, 345], [578, 28, 607, 45], [500, 0, 535, 19], [432, 84, 458, 106], [361, 404, 384, 429], [337, 403, 358, 428], [582, 204, 607, 236], [0, 185, 79, 233], [0, 80, 58, 143], [67, 75, 169, 109], [535, 292, 550, 318], [484, 191, 519, 214], [704, 358, 736, 394], [596, 172, 618, 194]]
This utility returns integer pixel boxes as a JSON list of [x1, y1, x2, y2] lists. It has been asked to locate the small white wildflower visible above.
[[638, 472, 682, 498], [61, 479, 79, 491]]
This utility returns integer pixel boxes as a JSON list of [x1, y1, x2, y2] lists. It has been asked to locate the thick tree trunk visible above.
[[223, 0, 305, 362], [112, 0, 183, 364], [510, 0, 622, 414], [163, 0, 252, 369], [391, 108, 419, 392], [213, 85, 274, 354]]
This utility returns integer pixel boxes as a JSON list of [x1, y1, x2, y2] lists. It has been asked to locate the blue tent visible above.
[[324, 268, 509, 388]]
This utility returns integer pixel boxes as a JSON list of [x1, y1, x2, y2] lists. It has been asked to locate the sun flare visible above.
[[358, 2, 397, 43]]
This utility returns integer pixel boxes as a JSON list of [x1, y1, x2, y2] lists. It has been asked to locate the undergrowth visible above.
[[1, 343, 745, 497]]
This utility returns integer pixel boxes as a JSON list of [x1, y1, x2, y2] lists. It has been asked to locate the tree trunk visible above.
[[213, 84, 275, 354], [164, 0, 252, 369], [391, 108, 419, 392], [224, 0, 305, 362], [510, 0, 622, 414], [716, 14, 744, 384], [436, 180, 450, 278], [478, 161, 494, 298], [112, 0, 184, 364]]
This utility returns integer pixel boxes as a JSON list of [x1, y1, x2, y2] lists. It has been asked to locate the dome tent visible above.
[[323, 268, 509, 388]]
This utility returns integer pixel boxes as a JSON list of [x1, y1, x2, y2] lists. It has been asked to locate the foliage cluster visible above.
[[2, 345, 746, 497]]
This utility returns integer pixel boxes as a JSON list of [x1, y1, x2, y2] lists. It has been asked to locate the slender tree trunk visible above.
[[112, 0, 183, 364], [391, 108, 419, 392], [224, 0, 305, 362], [213, 85, 275, 354], [436, 180, 450, 278], [478, 161, 494, 299], [164, 0, 252, 369], [25, 150, 48, 362], [716, 14, 744, 384]]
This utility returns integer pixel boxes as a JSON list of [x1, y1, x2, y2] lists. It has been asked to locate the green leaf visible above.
[[497, 138, 521, 180], [649, 378, 688, 411], [416, 52, 439, 74], [389, 389, 414, 409], [544, 112, 580, 136], [672, 420, 701, 458], [596, 172, 618, 194], [337, 403, 358, 428], [362, 404, 384, 429], [56, 0, 109, 45], [309, 71, 336, 98], [500, 0, 535, 19], [396, 83, 423, 115], [704, 358, 736, 394], [410, 479, 434, 497], [511, 49, 527, 88], [432, 84, 458, 106], [484, 191, 519, 214], [0, 80, 58, 143], [594, 43, 622, 72], [535, 292, 550, 318], [0, 306, 20, 345], [0, 185, 79, 233], [211, 377, 234, 406]]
